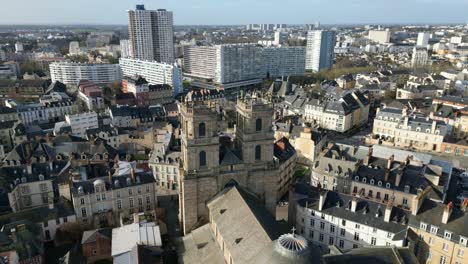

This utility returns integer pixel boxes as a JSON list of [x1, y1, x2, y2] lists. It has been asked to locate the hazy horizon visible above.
[[1, 0, 467, 25]]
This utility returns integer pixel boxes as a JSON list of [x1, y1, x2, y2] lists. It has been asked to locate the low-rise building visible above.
[[77, 80, 105, 111], [371, 107, 449, 152], [71, 171, 158, 227], [304, 89, 369, 132], [81, 228, 112, 264], [149, 143, 180, 191], [291, 185, 408, 251]]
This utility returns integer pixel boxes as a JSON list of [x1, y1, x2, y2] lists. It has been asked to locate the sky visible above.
[[1, 0, 468, 25]]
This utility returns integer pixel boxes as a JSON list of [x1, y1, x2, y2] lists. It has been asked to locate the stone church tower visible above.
[[179, 92, 279, 234]]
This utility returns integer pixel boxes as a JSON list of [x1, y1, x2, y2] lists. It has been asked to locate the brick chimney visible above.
[[131, 168, 135, 182], [384, 169, 390, 182], [384, 202, 393, 222], [351, 198, 358, 213], [363, 147, 373, 166], [441, 202, 453, 224], [395, 171, 402, 187]]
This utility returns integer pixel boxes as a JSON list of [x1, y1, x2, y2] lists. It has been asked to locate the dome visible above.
[[250, 233, 323, 264], [276, 234, 308, 255]]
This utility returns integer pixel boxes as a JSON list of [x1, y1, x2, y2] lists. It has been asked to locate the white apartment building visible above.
[[16, 100, 79, 125], [69, 41, 81, 55], [305, 30, 336, 72], [412, 47, 429, 67], [293, 187, 407, 251], [65, 112, 99, 138], [49, 61, 122, 86], [119, 57, 182, 95], [127, 5, 174, 63], [417, 32, 430, 47], [120, 39, 132, 58], [183, 44, 264, 89], [368, 29, 391, 44], [263, 46, 306, 77]]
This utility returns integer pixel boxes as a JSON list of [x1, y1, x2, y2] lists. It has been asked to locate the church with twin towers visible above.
[[178, 91, 296, 234]]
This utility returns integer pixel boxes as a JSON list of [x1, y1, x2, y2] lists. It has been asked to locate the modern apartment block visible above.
[[412, 47, 429, 67], [417, 32, 430, 47], [184, 44, 306, 90], [305, 30, 337, 72], [49, 61, 122, 86], [127, 5, 174, 63], [368, 29, 391, 44], [119, 57, 182, 95], [183, 44, 264, 89], [263, 46, 306, 77]]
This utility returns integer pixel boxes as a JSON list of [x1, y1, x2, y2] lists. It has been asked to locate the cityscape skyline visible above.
[[1, 0, 468, 25]]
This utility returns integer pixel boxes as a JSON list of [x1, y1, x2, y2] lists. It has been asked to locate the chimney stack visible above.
[[363, 147, 373, 165], [319, 191, 327, 211], [441, 202, 453, 224], [384, 169, 390, 182], [384, 202, 393, 222], [108, 170, 112, 183], [351, 198, 358, 213], [431, 120, 437, 134], [131, 168, 135, 182], [387, 155, 394, 169], [395, 171, 402, 187]]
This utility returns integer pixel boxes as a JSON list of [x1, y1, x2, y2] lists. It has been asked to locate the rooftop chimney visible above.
[[441, 202, 453, 224], [351, 198, 358, 213], [395, 171, 402, 187], [131, 168, 135, 182], [387, 154, 394, 169], [318, 191, 327, 211], [384, 169, 390, 182], [431, 120, 437, 134], [384, 202, 393, 222]]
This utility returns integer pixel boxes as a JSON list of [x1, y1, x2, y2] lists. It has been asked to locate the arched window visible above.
[[198, 123, 206, 137], [256, 118, 262, 132], [199, 151, 206, 167], [255, 145, 261, 161]]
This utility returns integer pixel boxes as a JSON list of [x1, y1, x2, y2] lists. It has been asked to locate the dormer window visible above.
[[460, 236, 467, 246], [386, 183, 391, 189], [362, 178, 367, 184], [426, 129, 430, 133], [444, 231, 452, 240], [430, 226, 438, 234], [420, 222, 427, 231], [354, 176, 359, 181], [435, 130, 440, 135], [404, 185, 410, 193], [378, 181, 382, 187], [370, 179, 375, 185]]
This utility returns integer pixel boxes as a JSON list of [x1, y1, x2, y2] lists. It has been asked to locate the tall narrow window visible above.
[[255, 118, 262, 132], [198, 123, 206, 137], [255, 145, 261, 161], [199, 151, 207, 167]]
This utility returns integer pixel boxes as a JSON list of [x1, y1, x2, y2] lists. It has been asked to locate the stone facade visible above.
[[179, 94, 280, 234]]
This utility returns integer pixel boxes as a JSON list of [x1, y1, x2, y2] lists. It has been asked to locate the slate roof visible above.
[[274, 137, 296, 162], [71, 172, 155, 196], [408, 199, 468, 243], [295, 184, 410, 235], [81, 228, 112, 244], [324, 246, 418, 264]]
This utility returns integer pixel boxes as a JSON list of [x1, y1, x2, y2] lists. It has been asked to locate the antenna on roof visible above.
[[291, 226, 296, 237]]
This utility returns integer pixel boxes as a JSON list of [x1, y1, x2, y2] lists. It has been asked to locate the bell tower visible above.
[[235, 94, 274, 165], [179, 92, 221, 234]]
